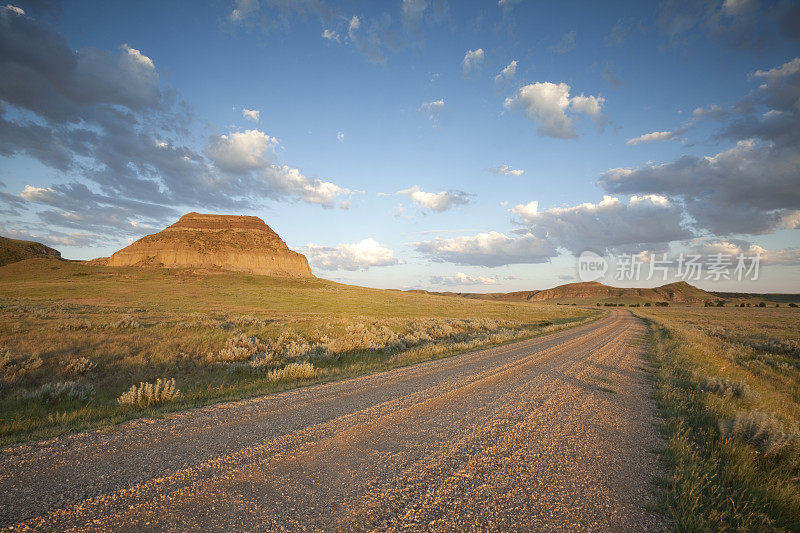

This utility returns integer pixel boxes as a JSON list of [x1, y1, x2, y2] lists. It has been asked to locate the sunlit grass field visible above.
[[636, 306, 800, 531], [0, 259, 596, 445]]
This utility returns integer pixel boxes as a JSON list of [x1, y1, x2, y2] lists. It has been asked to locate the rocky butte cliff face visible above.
[[107, 213, 313, 278]]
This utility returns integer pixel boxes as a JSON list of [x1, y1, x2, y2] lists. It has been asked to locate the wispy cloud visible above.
[[462, 48, 485, 74], [549, 30, 576, 54], [488, 165, 524, 176]]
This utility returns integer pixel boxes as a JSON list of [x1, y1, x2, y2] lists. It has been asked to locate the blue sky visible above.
[[1, 0, 799, 292]]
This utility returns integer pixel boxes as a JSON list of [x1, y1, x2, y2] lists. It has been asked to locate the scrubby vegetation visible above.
[[22, 381, 95, 404], [117, 378, 180, 407], [719, 410, 799, 457], [701, 376, 756, 400], [0, 260, 596, 444], [267, 362, 317, 382], [636, 306, 800, 530]]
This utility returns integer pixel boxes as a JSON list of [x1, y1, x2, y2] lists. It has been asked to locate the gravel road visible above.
[[1, 310, 667, 531]]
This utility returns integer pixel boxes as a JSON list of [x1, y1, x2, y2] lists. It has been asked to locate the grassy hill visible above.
[[0, 236, 61, 267], [405, 281, 798, 306], [0, 259, 596, 444], [405, 281, 724, 305], [711, 291, 800, 304], [525, 281, 720, 304]]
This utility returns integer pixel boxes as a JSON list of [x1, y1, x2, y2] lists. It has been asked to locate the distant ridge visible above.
[[0, 235, 61, 267], [106, 212, 313, 278], [525, 281, 719, 303], [407, 281, 723, 304]]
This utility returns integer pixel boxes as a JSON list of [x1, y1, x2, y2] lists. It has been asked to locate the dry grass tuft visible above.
[[117, 378, 180, 406], [267, 362, 317, 382], [701, 376, 756, 400], [62, 357, 96, 376], [208, 335, 269, 363], [719, 410, 799, 457], [105, 315, 141, 329], [1, 350, 43, 384], [22, 381, 95, 404], [748, 338, 800, 358]]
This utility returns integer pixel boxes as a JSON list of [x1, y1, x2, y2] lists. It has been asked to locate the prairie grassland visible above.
[[635, 306, 800, 530], [0, 259, 596, 445]]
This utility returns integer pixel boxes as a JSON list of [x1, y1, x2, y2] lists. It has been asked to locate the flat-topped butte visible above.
[[106, 212, 313, 278]]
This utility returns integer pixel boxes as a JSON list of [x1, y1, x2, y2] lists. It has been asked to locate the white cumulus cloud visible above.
[[411, 231, 557, 267], [494, 60, 517, 85], [504, 82, 605, 139], [204, 129, 350, 207], [489, 165, 524, 176], [397, 185, 470, 212], [303, 238, 400, 270], [262, 165, 350, 207], [570, 94, 604, 120], [462, 48, 485, 74], [511, 195, 692, 254], [420, 98, 444, 119], [121, 44, 154, 69], [205, 129, 278, 174], [430, 272, 498, 286], [510, 200, 538, 218], [242, 108, 260, 122], [691, 239, 800, 265]]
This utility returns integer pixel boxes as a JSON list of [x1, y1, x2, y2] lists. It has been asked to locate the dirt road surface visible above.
[[1, 310, 667, 531]]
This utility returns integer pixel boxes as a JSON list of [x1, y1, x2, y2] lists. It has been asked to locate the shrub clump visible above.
[[701, 376, 756, 400], [267, 362, 317, 382], [225, 352, 276, 374], [748, 338, 800, 358], [174, 313, 218, 329], [1, 350, 43, 384], [247, 353, 275, 371], [208, 335, 269, 363], [57, 319, 92, 331], [104, 315, 140, 329], [22, 381, 95, 404], [719, 410, 799, 457], [117, 378, 180, 406], [227, 314, 270, 327], [62, 356, 96, 376]]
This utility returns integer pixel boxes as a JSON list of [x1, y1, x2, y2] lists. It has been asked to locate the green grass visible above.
[[0, 259, 597, 445], [635, 307, 800, 531]]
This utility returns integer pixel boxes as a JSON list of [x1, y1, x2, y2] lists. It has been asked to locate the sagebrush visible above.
[[117, 378, 180, 407]]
